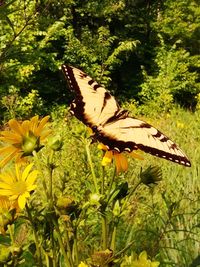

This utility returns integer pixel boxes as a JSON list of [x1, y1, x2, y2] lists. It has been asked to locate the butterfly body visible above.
[[62, 64, 191, 167]]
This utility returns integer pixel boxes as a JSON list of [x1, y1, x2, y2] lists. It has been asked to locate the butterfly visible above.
[[61, 64, 191, 167]]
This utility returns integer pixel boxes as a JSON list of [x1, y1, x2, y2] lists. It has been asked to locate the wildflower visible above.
[[131, 251, 160, 267], [121, 251, 160, 267], [0, 163, 38, 209], [78, 262, 89, 267], [78, 261, 88, 267], [176, 121, 184, 129], [98, 144, 143, 173], [0, 115, 50, 167]]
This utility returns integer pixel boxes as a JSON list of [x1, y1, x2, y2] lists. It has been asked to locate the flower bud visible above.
[[140, 166, 162, 186], [48, 135, 63, 151], [113, 200, 121, 217], [22, 131, 40, 156]]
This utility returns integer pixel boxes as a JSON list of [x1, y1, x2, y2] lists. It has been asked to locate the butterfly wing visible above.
[[62, 64, 120, 128], [62, 64, 191, 167], [97, 117, 191, 167]]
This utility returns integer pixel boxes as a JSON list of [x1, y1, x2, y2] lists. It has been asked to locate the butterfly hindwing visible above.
[[62, 64, 191, 167], [97, 117, 191, 166]]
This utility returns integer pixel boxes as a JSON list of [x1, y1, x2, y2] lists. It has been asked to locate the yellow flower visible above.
[[98, 144, 144, 173], [132, 251, 160, 267], [176, 121, 184, 129], [78, 262, 89, 267], [0, 115, 50, 167], [0, 163, 38, 209]]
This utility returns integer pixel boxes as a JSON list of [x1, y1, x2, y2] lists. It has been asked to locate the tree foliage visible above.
[[0, 0, 199, 120]]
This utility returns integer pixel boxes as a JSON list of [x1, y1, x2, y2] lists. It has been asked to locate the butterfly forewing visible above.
[[62, 65, 119, 127]]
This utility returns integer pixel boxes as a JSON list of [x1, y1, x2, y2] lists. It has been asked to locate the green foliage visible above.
[[0, 107, 199, 266], [0, 0, 199, 119], [139, 40, 200, 113], [153, 0, 200, 53], [1, 88, 43, 120]]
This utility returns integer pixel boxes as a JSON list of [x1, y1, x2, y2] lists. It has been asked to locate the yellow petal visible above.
[[98, 143, 108, 151], [30, 115, 39, 134], [26, 170, 38, 186], [151, 261, 160, 267], [0, 189, 12, 195], [18, 192, 30, 209], [130, 151, 144, 160], [9, 195, 18, 201], [102, 151, 113, 166], [0, 145, 17, 155], [78, 262, 89, 267], [0, 171, 15, 183], [0, 182, 12, 190], [36, 116, 50, 134], [22, 163, 34, 181], [0, 131, 22, 143], [27, 184, 37, 191], [8, 119, 24, 135], [0, 148, 19, 168], [40, 129, 52, 140], [21, 120, 31, 134], [139, 251, 148, 261], [114, 153, 128, 173]]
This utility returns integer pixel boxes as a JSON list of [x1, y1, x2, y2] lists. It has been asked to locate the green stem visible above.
[[48, 150, 54, 202], [107, 166, 116, 196], [8, 224, 14, 245], [50, 227, 57, 267], [101, 162, 117, 250], [85, 142, 99, 193], [8, 224, 17, 265], [26, 204, 43, 266], [101, 213, 108, 250], [64, 221, 74, 266], [33, 150, 49, 199], [52, 217, 71, 267], [110, 225, 117, 252], [101, 166, 105, 195], [122, 181, 142, 211], [72, 229, 79, 266]]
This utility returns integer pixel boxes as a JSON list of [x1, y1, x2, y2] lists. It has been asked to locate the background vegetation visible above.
[[0, 0, 200, 266]]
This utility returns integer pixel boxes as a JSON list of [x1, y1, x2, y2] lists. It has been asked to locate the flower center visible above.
[[12, 181, 27, 195]]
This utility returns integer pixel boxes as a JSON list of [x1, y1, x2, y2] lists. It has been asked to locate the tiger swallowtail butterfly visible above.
[[61, 64, 191, 167]]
